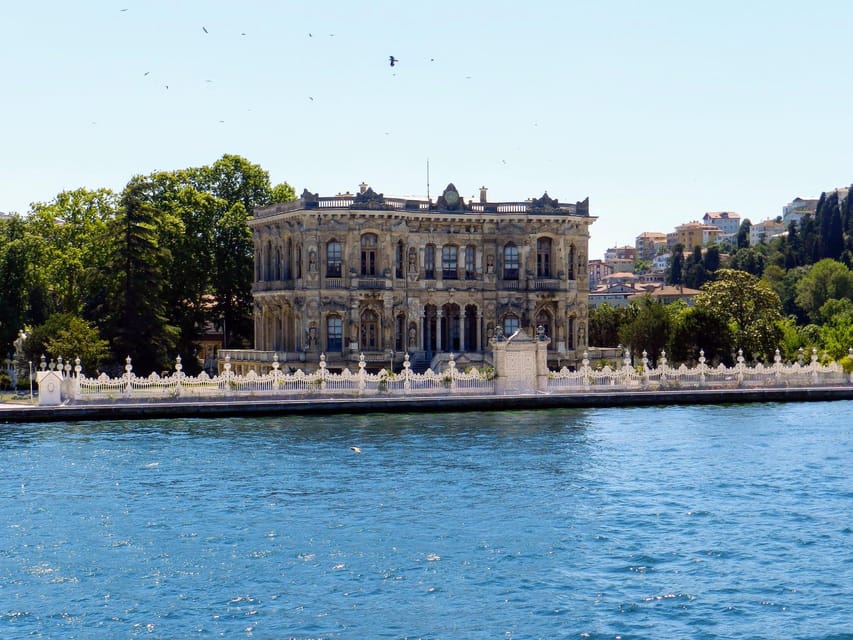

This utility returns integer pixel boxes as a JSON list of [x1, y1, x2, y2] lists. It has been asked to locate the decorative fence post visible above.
[[123, 356, 134, 398], [659, 350, 668, 387], [319, 353, 327, 391], [403, 353, 411, 392], [222, 355, 233, 396], [582, 351, 591, 391], [642, 351, 649, 388], [74, 357, 82, 401], [621, 349, 632, 386], [773, 349, 783, 384], [735, 350, 745, 386], [698, 350, 707, 386], [810, 348, 819, 384], [358, 353, 366, 394], [447, 353, 457, 391], [174, 355, 183, 397], [271, 353, 282, 393]]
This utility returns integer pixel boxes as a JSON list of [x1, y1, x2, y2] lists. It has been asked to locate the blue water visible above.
[[1, 402, 851, 639]]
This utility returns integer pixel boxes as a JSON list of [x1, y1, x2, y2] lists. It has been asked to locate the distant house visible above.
[[750, 219, 786, 245], [675, 221, 722, 249], [589, 282, 644, 309], [635, 232, 667, 262], [628, 283, 700, 306], [782, 197, 818, 228], [588, 259, 614, 291], [702, 211, 740, 241]]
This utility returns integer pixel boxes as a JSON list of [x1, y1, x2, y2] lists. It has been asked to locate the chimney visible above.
[[359, 181, 368, 194], [479, 186, 488, 203]]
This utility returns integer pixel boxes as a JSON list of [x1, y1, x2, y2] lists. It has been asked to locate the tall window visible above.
[[361, 234, 377, 276], [442, 245, 458, 279], [326, 240, 342, 277], [424, 244, 435, 279], [395, 241, 405, 279], [465, 245, 476, 280], [536, 237, 552, 277], [295, 245, 302, 279], [503, 243, 519, 280], [327, 316, 343, 352], [503, 314, 520, 337], [568, 244, 576, 280]]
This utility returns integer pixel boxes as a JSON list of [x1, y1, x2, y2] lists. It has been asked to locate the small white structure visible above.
[[37, 370, 63, 406]]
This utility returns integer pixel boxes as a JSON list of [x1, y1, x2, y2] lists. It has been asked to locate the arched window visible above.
[[503, 243, 519, 280], [424, 244, 436, 279], [395, 241, 405, 279], [361, 234, 377, 276], [568, 244, 576, 280], [264, 240, 273, 280], [465, 245, 476, 280], [295, 245, 302, 279], [327, 316, 343, 352], [442, 245, 458, 280], [503, 314, 520, 337], [536, 237, 552, 277], [326, 240, 342, 277]]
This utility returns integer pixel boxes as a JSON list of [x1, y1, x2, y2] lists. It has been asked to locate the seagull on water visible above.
[[350, 446, 362, 454]]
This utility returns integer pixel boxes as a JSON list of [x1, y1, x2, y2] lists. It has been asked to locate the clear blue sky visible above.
[[4, 0, 853, 258]]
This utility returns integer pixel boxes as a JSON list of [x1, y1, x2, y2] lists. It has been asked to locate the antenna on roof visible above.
[[426, 158, 430, 202]]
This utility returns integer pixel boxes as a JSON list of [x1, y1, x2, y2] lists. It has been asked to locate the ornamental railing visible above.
[[36, 346, 853, 405]]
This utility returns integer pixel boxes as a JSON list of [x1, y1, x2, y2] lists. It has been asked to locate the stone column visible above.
[[476, 311, 483, 353], [459, 312, 466, 353], [436, 308, 443, 352]]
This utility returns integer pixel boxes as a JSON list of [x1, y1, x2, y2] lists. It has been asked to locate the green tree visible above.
[[668, 305, 733, 365], [667, 244, 684, 285], [24, 313, 109, 374], [736, 218, 752, 249], [0, 215, 43, 353], [794, 258, 853, 323], [27, 188, 116, 316], [589, 303, 632, 347], [97, 177, 179, 374], [213, 203, 255, 348], [694, 269, 783, 361], [618, 296, 672, 364], [817, 298, 853, 359]]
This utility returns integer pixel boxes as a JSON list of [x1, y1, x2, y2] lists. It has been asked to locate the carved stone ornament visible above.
[[350, 187, 392, 210], [435, 183, 465, 212], [301, 188, 320, 205], [530, 191, 560, 212]]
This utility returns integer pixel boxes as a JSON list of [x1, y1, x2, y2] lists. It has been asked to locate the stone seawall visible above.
[[2, 386, 853, 424]]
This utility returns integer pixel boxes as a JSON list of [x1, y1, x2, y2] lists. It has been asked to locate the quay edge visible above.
[[2, 386, 853, 424]]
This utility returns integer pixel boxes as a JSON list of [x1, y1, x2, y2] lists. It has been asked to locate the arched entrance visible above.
[[441, 303, 461, 352]]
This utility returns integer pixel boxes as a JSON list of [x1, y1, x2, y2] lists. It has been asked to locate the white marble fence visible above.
[[37, 346, 853, 404]]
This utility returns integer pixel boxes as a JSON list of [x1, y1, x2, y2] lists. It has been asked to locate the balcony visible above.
[[531, 278, 561, 291], [354, 277, 389, 290]]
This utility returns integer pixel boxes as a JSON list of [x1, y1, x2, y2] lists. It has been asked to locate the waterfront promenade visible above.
[[3, 384, 853, 423]]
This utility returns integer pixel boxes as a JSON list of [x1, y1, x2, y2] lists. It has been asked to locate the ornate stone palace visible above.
[[222, 182, 595, 373]]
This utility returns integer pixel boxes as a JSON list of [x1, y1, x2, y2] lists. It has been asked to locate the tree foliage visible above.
[[794, 258, 853, 323], [694, 269, 783, 361]]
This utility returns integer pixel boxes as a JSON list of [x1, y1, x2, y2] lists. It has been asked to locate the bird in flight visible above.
[[350, 446, 362, 454], [202, 26, 208, 33], [389, 56, 398, 67]]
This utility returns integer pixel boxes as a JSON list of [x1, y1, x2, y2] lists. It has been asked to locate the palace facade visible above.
[[224, 182, 595, 373]]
